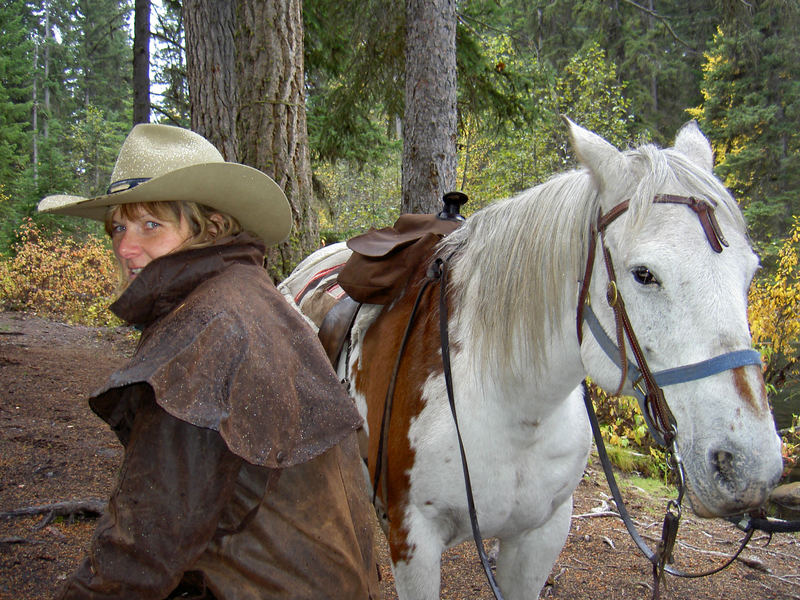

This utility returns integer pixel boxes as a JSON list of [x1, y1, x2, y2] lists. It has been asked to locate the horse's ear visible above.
[[562, 115, 627, 192], [674, 120, 714, 173]]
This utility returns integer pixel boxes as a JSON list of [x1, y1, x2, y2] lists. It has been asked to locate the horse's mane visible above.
[[439, 141, 746, 381]]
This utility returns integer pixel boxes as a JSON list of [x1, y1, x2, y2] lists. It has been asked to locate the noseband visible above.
[[576, 194, 762, 446]]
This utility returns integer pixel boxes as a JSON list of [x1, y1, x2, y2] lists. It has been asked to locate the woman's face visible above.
[[110, 206, 192, 281]]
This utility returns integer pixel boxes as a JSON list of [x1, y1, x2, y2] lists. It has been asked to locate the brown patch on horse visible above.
[[352, 260, 447, 564], [731, 366, 768, 415]]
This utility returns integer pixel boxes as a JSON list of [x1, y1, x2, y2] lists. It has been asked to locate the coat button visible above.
[[276, 450, 286, 464]]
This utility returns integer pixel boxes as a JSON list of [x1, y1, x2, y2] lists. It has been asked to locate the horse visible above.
[[278, 118, 784, 599]]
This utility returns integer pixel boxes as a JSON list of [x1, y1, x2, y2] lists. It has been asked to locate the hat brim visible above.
[[38, 162, 292, 247]]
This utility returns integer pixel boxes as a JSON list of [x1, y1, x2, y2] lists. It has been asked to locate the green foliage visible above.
[[304, 0, 405, 164], [589, 382, 671, 482], [0, 218, 120, 326], [0, 1, 34, 183], [689, 2, 800, 263], [66, 104, 128, 199], [456, 42, 633, 209], [314, 152, 402, 241]]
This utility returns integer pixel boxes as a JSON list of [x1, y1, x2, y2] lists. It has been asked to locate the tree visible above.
[[0, 0, 34, 248], [132, 0, 150, 124], [689, 2, 800, 262], [73, 0, 131, 114], [184, 0, 238, 160], [0, 1, 33, 186], [236, 0, 317, 278], [401, 0, 458, 214], [184, 0, 319, 280]]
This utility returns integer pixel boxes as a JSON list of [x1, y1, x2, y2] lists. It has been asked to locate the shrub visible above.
[[589, 382, 672, 481], [0, 218, 120, 326], [749, 216, 800, 401]]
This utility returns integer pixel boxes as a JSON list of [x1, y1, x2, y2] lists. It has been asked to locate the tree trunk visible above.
[[133, 0, 151, 124], [235, 0, 318, 280], [43, 4, 50, 140], [32, 44, 38, 184], [184, 0, 239, 161], [402, 0, 458, 215]]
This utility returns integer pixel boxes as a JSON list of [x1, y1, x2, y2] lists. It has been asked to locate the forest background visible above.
[[0, 0, 799, 472]]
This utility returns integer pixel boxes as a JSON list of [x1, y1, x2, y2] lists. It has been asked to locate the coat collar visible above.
[[110, 233, 266, 327]]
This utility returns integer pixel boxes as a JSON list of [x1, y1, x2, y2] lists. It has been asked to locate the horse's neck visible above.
[[452, 292, 586, 419]]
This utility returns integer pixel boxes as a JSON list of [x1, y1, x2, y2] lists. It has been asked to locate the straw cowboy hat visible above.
[[38, 124, 292, 246]]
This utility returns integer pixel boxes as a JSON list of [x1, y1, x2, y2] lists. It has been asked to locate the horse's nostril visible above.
[[711, 450, 736, 485]]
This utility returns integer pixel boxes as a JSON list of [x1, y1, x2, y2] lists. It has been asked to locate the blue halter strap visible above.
[[583, 304, 763, 445]]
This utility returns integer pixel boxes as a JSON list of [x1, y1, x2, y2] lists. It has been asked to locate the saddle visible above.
[[313, 193, 467, 365], [337, 212, 463, 304]]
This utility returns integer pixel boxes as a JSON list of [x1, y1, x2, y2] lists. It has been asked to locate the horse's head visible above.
[[569, 118, 783, 518]]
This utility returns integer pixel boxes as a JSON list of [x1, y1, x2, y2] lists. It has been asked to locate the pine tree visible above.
[[690, 1, 800, 261], [0, 0, 34, 248], [0, 1, 33, 186], [151, 0, 189, 126], [72, 0, 132, 116]]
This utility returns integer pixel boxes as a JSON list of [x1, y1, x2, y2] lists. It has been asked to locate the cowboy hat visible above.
[[37, 124, 292, 246]]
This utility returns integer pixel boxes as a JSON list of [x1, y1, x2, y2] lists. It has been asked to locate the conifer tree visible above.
[[0, 1, 33, 186], [690, 2, 800, 261]]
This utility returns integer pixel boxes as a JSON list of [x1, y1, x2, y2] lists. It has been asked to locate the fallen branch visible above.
[[572, 510, 621, 520], [0, 499, 106, 528], [0, 535, 41, 546]]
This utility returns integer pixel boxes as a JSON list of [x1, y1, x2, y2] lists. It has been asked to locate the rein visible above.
[[371, 254, 506, 600], [576, 194, 797, 597]]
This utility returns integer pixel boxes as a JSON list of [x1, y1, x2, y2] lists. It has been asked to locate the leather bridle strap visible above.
[[600, 233, 677, 443], [582, 381, 756, 585], [577, 194, 748, 446], [583, 303, 763, 445], [598, 194, 729, 252]]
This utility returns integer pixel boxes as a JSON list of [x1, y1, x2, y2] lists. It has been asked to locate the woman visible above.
[[38, 124, 381, 600]]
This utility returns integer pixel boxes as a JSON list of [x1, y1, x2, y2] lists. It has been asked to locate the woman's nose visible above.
[[115, 231, 141, 259]]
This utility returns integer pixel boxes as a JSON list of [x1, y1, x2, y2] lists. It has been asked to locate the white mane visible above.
[[439, 141, 747, 380]]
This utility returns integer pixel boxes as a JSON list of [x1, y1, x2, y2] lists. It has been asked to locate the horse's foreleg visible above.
[[389, 509, 444, 600], [494, 497, 573, 599]]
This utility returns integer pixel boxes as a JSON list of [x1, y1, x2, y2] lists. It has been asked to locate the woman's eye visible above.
[[144, 220, 161, 230], [111, 224, 125, 235], [632, 266, 658, 285]]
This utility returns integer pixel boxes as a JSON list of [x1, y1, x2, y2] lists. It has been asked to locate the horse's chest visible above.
[[406, 392, 589, 536]]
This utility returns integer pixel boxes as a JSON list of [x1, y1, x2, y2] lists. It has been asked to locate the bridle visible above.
[[576, 194, 764, 446], [576, 194, 769, 597]]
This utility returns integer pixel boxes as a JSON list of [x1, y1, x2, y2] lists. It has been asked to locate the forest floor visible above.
[[1, 310, 799, 600]]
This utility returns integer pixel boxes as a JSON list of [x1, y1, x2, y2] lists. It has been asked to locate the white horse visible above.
[[279, 119, 783, 599]]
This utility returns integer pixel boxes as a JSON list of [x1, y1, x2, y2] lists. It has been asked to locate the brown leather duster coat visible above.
[[56, 234, 380, 600]]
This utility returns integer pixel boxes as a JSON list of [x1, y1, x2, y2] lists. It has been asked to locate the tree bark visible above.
[[133, 0, 151, 124], [235, 0, 318, 279], [402, 0, 458, 215], [184, 0, 239, 161]]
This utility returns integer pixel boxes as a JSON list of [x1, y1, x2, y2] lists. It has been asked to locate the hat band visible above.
[[107, 177, 151, 195]]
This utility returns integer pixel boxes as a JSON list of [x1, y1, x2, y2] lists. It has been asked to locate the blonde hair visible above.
[[105, 200, 243, 288]]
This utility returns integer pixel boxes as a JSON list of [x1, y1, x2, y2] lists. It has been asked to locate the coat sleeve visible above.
[[56, 391, 244, 600]]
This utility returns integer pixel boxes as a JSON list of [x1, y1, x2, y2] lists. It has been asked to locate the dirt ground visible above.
[[1, 310, 798, 600]]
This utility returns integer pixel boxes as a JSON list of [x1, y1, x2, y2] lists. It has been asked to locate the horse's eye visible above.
[[632, 266, 658, 285]]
